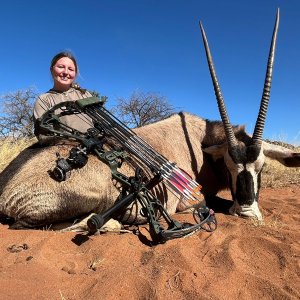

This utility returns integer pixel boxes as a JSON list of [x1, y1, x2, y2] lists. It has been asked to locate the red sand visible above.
[[0, 186, 299, 300]]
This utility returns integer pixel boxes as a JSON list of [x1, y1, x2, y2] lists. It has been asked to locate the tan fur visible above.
[[0, 113, 207, 229], [1, 112, 298, 228]]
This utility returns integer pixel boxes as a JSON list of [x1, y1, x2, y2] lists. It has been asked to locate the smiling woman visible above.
[[33, 51, 94, 145], [50, 53, 77, 92]]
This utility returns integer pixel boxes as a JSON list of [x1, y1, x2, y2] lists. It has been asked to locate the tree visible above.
[[0, 88, 37, 139], [111, 91, 176, 127], [0, 88, 175, 138]]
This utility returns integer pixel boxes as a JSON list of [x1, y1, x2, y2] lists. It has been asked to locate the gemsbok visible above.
[[0, 8, 299, 231]]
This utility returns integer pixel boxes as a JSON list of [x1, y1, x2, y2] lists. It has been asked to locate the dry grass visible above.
[[250, 211, 285, 229], [261, 154, 300, 188], [0, 138, 299, 188], [59, 290, 66, 300], [88, 257, 105, 271], [0, 138, 37, 173]]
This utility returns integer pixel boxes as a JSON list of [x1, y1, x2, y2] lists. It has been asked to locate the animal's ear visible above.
[[262, 141, 300, 167], [202, 144, 227, 160]]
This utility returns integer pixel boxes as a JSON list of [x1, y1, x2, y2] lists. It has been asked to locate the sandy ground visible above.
[[0, 185, 299, 300]]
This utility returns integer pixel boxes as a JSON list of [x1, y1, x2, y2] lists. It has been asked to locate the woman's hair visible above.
[[50, 51, 78, 74]]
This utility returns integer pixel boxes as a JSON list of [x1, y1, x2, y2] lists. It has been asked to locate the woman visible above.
[[33, 51, 93, 144]]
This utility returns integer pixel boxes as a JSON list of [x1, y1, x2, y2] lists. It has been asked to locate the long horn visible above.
[[252, 8, 280, 145], [199, 22, 238, 149]]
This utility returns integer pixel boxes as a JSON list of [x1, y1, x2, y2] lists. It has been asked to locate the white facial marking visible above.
[[246, 148, 265, 195], [224, 151, 243, 194], [229, 201, 262, 220]]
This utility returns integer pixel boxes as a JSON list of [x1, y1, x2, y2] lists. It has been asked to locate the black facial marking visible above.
[[229, 144, 261, 164], [235, 170, 255, 206], [256, 169, 262, 203], [227, 144, 263, 206], [247, 144, 261, 163]]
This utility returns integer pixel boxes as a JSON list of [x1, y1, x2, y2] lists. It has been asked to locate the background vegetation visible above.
[[0, 88, 175, 139], [0, 87, 299, 188]]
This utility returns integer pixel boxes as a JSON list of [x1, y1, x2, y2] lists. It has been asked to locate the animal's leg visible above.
[[60, 213, 129, 233]]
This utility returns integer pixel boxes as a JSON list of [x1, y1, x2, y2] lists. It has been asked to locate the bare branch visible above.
[[112, 91, 176, 127], [0, 87, 38, 139]]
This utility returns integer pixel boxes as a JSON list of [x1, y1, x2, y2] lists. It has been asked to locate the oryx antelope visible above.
[[0, 9, 299, 230]]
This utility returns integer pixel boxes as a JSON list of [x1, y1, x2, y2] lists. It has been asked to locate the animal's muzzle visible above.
[[229, 201, 262, 220]]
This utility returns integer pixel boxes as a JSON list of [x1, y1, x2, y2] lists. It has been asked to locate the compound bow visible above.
[[38, 96, 217, 243]]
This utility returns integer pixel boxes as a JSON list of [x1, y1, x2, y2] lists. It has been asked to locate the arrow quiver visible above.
[[39, 97, 217, 243]]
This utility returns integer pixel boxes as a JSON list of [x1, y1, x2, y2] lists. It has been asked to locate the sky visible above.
[[0, 0, 299, 144]]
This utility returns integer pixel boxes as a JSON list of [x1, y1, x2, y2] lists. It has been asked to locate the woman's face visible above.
[[51, 57, 77, 91]]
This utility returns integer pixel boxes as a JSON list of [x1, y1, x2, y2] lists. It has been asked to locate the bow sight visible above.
[[39, 97, 217, 243]]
